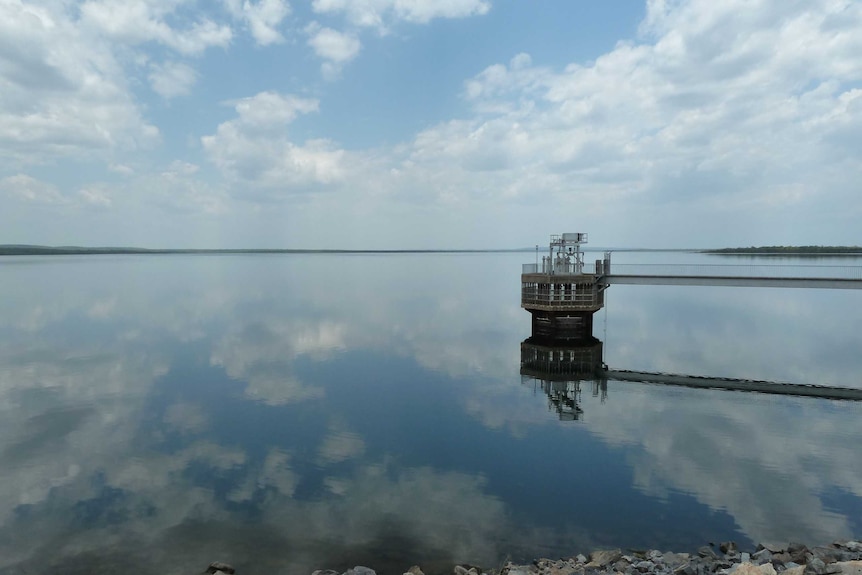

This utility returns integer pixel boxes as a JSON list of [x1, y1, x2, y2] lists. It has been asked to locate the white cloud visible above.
[[232, 91, 319, 127], [77, 186, 113, 207], [79, 0, 232, 55], [306, 25, 360, 63], [362, 0, 862, 244], [202, 91, 346, 195], [305, 24, 361, 77], [148, 61, 198, 99], [223, 0, 291, 45], [311, 0, 491, 30], [0, 1, 160, 164], [0, 174, 66, 204]]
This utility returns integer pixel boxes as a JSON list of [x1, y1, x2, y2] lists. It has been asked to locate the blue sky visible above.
[[1, 0, 860, 249]]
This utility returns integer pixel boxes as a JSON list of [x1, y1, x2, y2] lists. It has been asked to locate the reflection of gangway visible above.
[[601, 369, 862, 401], [520, 338, 862, 422]]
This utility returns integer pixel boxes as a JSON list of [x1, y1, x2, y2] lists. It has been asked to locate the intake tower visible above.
[[521, 233, 609, 340]]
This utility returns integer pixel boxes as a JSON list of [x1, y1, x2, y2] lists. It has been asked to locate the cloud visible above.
[[0, 1, 159, 164], [148, 61, 198, 99], [0, 174, 66, 204], [77, 186, 113, 207], [201, 91, 347, 196], [223, 0, 291, 45], [306, 24, 361, 77], [311, 0, 491, 30], [79, 0, 232, 55]]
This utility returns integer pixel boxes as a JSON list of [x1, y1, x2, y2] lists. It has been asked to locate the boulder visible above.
[[404, 566, 425, 575], [731, 563, 776, 575], [587, 550, 623, 568], [752, 549, 772, 565], [206, 562, 236, 575], [831, 562, 862, 575]]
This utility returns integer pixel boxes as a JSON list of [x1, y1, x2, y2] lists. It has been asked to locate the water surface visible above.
[[0, 252, 860, 575]]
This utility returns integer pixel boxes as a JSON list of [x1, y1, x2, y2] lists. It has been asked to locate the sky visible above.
[[0, 0, 860, 249]]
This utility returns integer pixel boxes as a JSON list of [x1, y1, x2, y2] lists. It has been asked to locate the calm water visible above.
[[0, 252, 860, 575]]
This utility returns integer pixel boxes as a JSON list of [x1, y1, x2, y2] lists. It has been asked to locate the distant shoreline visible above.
[[703, 246, 862, 256], [0, 246, 530, 256], [4, 245, 862, 257]]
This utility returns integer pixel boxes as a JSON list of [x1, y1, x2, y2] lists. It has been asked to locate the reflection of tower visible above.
[[520, 336, 608, 421], [521, 233, 609, 341]]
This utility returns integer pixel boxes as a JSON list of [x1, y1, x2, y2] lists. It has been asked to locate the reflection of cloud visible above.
[[318, 427, 365, 465], [542, 382, 861, 545], [228, 448, 297, 502], [241, 374, 326, 406], [163, 401, 209, 435], [211, 318, 345, 405]]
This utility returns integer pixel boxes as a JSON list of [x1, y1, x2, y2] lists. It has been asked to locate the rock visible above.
[[454, 567, 478, 575], [752, 549, 773, 565], [313, 571, 340, 575], [661, 554, 689, 570], [405, 566, 425, 575], [346, 567, 376, 575], [587, 550, 623, 568], [789, 544, 810, 565], [207, 562, 236, 574], [783, 567, 806, 575], [635, 561, 655, 571], [721, 543, 739, 555], [672, 562, 697, 575], [575, 555, 587, 565], [805, 557, 843, 575], [831, 562, 862, 575], [760, 544, 790, 554], [733, 563, 777, 575]]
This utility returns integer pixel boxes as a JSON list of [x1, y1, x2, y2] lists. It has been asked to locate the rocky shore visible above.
[[201, 540, 862, 575]]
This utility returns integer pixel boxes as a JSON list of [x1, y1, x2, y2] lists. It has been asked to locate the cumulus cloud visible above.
[[0, 174, 66, 204], [223, 0, 291, 45], [202, 91, 347, 195], [0, 1, 159, 164], [148, 60, 198, 99], [306, 23, 361, 77], [311, 0, 491, 30], [77, 186, 113, 207], [367, 0, 862, 244], [79, 0, 232, 55]]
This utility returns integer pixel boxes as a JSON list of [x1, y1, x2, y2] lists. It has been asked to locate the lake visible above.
[[0, 251, 860, 575]]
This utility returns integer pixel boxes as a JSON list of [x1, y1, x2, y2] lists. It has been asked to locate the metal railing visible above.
[[522, 262, 598, 275], [521, 288, 603, 309]]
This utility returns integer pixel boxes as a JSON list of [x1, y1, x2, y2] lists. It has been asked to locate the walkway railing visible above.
[[522, 263, 599, 275]]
